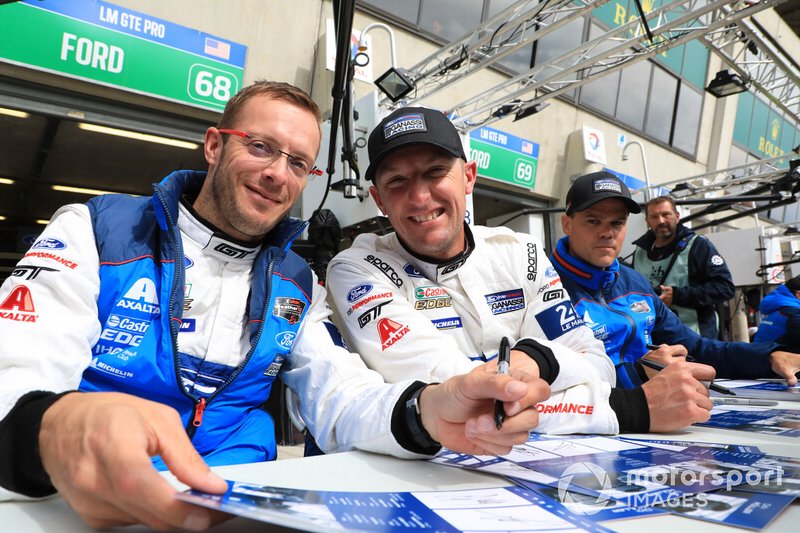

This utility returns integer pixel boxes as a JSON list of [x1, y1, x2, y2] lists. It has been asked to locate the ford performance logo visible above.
[[347, 283, 373, 303], [32, 238, 66, 250]]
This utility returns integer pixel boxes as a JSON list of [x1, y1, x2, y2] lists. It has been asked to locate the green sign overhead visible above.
[[0, 0, 246, 112], [469, 126, 539, 189]]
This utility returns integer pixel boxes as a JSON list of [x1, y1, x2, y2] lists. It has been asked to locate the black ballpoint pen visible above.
[[494, 336, 511, 429], [638, 356, 734, 395]]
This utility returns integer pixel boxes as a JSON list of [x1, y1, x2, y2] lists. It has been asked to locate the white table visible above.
[[2, 423, 798, 532]]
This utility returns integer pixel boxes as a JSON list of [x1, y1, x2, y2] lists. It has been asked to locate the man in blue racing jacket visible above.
[[0, 81, 549, 530], [754, 274, 800, 351], [551, 171, 800, 389]]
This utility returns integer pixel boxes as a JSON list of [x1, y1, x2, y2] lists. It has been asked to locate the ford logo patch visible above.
[[275, 331, 296, 349], [32, 238, 66, 250], [347, 283, 373, 303]]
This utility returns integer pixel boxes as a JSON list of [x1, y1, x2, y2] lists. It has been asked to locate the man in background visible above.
[[631, 195, 734, 339], [754, 274, 800, 351], [552, 172, 800, 389]]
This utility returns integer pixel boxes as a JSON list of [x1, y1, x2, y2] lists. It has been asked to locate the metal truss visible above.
[[393, 0, 610, 107], [702, 11, 800, 124], [658, 147, 800, 194], [402, 0, 786, 132]]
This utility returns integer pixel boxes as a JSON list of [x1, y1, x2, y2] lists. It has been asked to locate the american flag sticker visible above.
[[204, 37, 231, 60], [521, 140, 533, 154]]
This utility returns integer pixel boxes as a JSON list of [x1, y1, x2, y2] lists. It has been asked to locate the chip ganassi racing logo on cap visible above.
[[377, 318, 410, 351], [0, 285, 38, 322], [383, 113, 426, 140], [593, 178, 622, 193]]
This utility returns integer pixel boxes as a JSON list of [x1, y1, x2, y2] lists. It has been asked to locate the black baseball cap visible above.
[[786, 275, 800, 292], [365, 106, 466, 181], [565, 171, 642, 215]]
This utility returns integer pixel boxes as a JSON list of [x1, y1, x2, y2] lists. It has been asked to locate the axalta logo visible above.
[[347, 283, 373, 303], [115, 278, 160, 315], [0, 285, 38, 322], [32, 238, 66, 250], [414, 286, 448, 300], [378, 317, 409, 351], [364, 255, 403, 287], [526, 242, 537, 281]]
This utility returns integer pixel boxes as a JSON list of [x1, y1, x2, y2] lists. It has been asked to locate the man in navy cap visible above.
[[551, 171, 800, 387]]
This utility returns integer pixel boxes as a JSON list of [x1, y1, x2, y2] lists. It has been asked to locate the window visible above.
[[419, 0, 483, 42], [644, 67, 678, 144], [579, 23, 620, 114], [615, 59, 650, 130], [671, 84, 702, 155]]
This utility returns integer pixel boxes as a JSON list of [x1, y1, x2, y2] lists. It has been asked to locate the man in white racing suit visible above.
[[327, 106, 716, 435], [0, 84, 550, 530]]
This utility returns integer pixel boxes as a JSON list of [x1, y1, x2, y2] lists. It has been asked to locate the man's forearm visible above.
[[0, 391, 75, 497]]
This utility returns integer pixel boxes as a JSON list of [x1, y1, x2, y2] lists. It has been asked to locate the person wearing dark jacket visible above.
[[754, 275, 800, 351], [631, 196, 735, 339], [551, 171, 800, 389]]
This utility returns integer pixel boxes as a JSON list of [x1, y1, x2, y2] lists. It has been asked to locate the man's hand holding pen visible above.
[[640, 343, 688, 379]]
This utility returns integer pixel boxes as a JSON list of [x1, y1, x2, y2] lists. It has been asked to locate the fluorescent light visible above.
[[0, 107, 29, 119], [52, 184, 119, 196], [36, 219, 50, 225], [0, 178, 14, 185], [78, 123, 199, 150]]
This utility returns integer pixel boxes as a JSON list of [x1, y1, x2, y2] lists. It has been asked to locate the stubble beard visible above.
[[210, 157, 275, 242]]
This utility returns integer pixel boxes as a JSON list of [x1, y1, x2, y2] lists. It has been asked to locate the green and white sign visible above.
[[0, 0, 246, 112], [469, 126, 539, 189]]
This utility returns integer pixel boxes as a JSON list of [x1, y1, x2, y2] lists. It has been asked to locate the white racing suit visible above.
[[327, 224, 619, 435]]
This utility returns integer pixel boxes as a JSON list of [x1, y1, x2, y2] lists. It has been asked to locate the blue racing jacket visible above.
[[551, 237, 777, 388], [754, 284, 800, 350], [80, 170, 312, 467]]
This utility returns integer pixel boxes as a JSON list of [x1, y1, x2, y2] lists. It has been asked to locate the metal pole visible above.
[[622, 140, 651, 201]]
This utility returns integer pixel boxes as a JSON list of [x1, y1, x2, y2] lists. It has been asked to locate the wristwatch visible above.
[[404, 384, 441, 451]]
